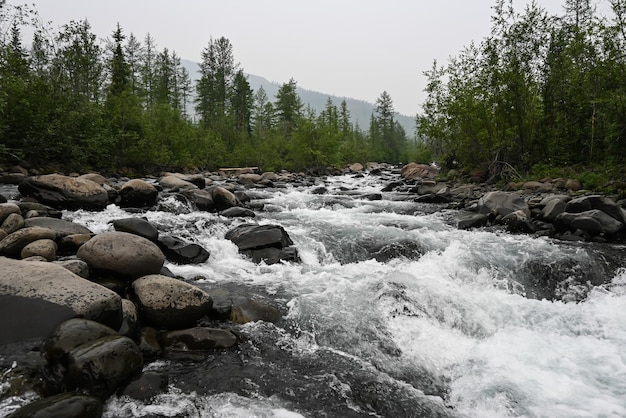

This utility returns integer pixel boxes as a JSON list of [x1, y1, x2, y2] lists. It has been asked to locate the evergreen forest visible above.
[[1, 0, 626, 179]]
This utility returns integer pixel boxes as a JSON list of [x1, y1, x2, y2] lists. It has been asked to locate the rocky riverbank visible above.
[[0, 162, 624, 416]]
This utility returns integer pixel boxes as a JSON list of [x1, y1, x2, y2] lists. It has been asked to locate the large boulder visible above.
[[21, 238, 57, 261], [118, 179, 159, 208], [0, 202, 20, 224], [211, 186, 240, 211], [18, 174, 109, 209], [132, 274, 213, 329], [565, 195, 626, 225], [159, 175, 197, 190], [181, 189, 214, 211], [24, 217, 92, 237], [1, 212, 25, 234], [77, 231, 165, 278], [0, 226, 56, 257], [0, 257, 123, 343], [6, 392, 103, 418], [42, 318, 119, 364], [159, 327, 238, 351], [112, 217, 159, 242], [400, 163, 439, 180], [477, 191, 530, 218], [225, 223, 300, 265]]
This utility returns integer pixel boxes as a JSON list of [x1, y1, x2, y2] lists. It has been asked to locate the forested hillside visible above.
[[0, 1, 420, 173], [419, 0, 626, 181]]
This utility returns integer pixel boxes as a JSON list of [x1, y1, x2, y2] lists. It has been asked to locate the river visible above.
[[4, 172, 626, 417]]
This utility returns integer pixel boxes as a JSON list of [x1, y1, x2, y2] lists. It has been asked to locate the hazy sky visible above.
[[27, 0, 570, 115]]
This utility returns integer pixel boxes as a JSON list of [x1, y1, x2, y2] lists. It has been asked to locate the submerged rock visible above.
[[7, 392, 103, 418], [157, 235, 210, 264], [160, 327, 238, 351], [225, 223, 300, 265]]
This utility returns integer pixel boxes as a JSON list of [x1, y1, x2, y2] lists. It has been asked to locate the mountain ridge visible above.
[[181, 59, 416, 135]]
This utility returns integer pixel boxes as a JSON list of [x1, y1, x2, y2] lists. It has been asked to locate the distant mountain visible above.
[[181, 59, 416, 135]]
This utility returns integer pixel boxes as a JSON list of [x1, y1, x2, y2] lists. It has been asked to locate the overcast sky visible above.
[[26, 0, 572, 115]]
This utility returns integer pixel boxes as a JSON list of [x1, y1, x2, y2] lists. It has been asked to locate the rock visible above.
[[230, 297, 281, 324], [570, 209, 624, 236], [381, 181, 403, 192], [119, 179, 158, 208], [565, 195, 626, 224], [502, 210, 536, 233], [0, 202, 20, 224], [220, 207, 256, 218], [211, 186, 240, 211], [132, 274, 213, 329], [16, 202, 62, 218], [400, 163, 439, 180], [238, 173, 262, 184], [0, 257, 123, 342], [54, 259, 90, 279], [57, 233, 93, 254], [6, 392, 102, 418], [414, 193, 451, 203], [157, 235, 210, 264], [119, 298, 138, 337], [65, 334, 143, 398], [136, 327, 162, 359], [112, 217, 159, 241], [564, 178, 582, 191], [159, 175, 197, 190], [181, 189, 214, 211], [225, 223, 294, 251], [241, 246, 300, 264], [119, 371, 169, 401], [261, 172, 277, 182], [24, 216, 92, 237], [78, 173, 108, 185], [0, 172, 27, 185], [477, 191, 530, 218], [455, 213, 489, 229], [0, 226, 56, 257], [18, 174, 109, 209], [160, 327, 238, 351], [1, 212, 24, 234], [77, 231, 165, 278], [541, 198, 567, 221], [311, 186, 328, 195], [349, 162, 364, 173], [20, 239, 57, 261], [42, 318, 119, 364]]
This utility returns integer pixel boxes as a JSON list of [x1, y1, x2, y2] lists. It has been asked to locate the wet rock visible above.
[[24, 216, 92, 237], [413, 193, 451, 204], [181, 188, 214, 211], [570, 209, 624, 236], [16, 202, 63, 219], [238, 173, 262, 184], [112, 217, 159, 242], [220, 207, 256, 218], [1, 212, 24, 234], [42, 318, 119, 365], [136, 326, 162, 359], [0, 202, 20, 224], [230, 297, 281, 324], [311, 186, 328, 195], [57, 233, 93, 254], [565, 195, 626, 224], [77, 231, 165, 278], [159, 175, 197, 190], [211, 186, 240, 211], [65, 334, 143, 398], [160, 327, 238, 351], [564, 178, 582, 191], [0, 226, 56, 257], [455, 213, 489, 229], [119, 371, 169, 401], [132, 274, 213, 329], [119, 299, 139, 337], [540, 198, 567, 221], [54, 259, 90, 279], [364, 193, 383, 201], [477, 191, 530, 218], [119, 179, 158, 208], [157, 235, 210, 264], [20, 239, 57, 261], [0, 257, 123, 335], [79, 173, 108, 185], [18, 174, 109, 210], [6, 392, 102, 418], [381, 181, 403, 192], [225, 223, 300, 265]]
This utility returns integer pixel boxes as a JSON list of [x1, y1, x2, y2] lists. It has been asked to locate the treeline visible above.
[[419, 0, 626, 178], [0, 2, 421, 173]]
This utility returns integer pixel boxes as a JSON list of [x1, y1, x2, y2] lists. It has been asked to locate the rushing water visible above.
[[4, 174, 626, 417]]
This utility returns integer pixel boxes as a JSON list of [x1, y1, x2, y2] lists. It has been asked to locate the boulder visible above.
[[65, 334, 143, 398], [18, 174, 109, 209], [565, 195, 626, 225], [1, 212, 24, 234], [0, 257, 123, 342], [238, 173, 262, 184], [21, 238, 57, 261], [78, 173, 108, 186], [132, 275, 213, 329], [477, 191, 530, 218], [16, 201, 62, 219], [6, 392, 102, 418], [211, 186, 240, 211], [571, 209, 624, 236], [541, 198, 567, 221], [54, 259, 90, 278], [159, 175, 197, 190], [0, 226, 56, 256], [400, 163, 439, 180], [58, 234, 93, 254], [564, 178, 582, 191], [112, 217, 159, 242], [119, 298, 138, 337], [42, 318, 119, 364], [157, 235, 210, 264], [24, 217, 92, 237], [349, 162, 364, 173], [220, 207, 256, 218], [160, 327, 238, 351], [119, 371, 169, 401], [225, 224, 300, 265], [230, 297, 281, 324], [455, 213, 489, 229], [0, 202, 20, 224], [77, 231, 165, 278], [119, 179, 159, 208], [181, 188, 214, 211]]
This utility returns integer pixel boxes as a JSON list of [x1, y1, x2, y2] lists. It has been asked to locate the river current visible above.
[[5, 173, 626, 417]]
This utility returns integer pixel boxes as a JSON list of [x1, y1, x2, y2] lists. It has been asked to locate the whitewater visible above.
[[38, 173, 626, 417]]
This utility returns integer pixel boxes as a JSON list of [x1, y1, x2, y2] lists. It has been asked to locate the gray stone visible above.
[[21, 238, 57, 261], [160, 327, 238, 351], [119, 179, 159, 208], [477, 191, 530, 218], [455, 213, 489, 229], [24, 216, 92, 237], [6, 392, 102, 418], [112, 217, 159, 241], [541, 198, 567, 221], [211, 186, 240, 211], [77, 231, 165, 278], [18, 174, 109, 209], [132, 274, 213, 329], [1, 212, 24, 234], [54, 259, 90, 278], [42, 318, 119, 364], [0, 226, 56, 256], [159, 175, 197, 190], [0, 202, 20, 224]]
